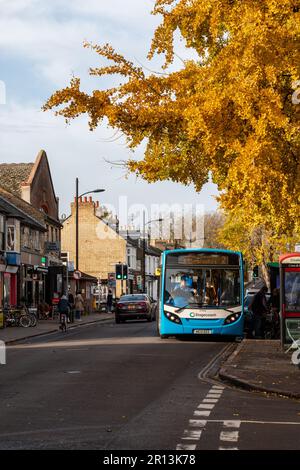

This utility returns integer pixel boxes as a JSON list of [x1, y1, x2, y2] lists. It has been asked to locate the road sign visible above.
[[73, 270, 81, 280]]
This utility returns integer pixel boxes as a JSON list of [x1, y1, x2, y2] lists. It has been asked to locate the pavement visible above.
[[219, 339, 300, 399], [0, 311, 114, 344]]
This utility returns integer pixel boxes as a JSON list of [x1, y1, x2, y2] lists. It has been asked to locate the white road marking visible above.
[[203, 398, 219, 403], [197, 403, 215, 410], [206, 394, 222, 398], [182, 429, 202, 440], [220, 431, 239, 442], [205, 419, 300, 426], [212, 385, 225, 390], [189, 420, 207, 428], [176, 444, 196, 450], [224, 420, 241, 428], [219, 447, 238, 451], [194, 410, 211, 417]]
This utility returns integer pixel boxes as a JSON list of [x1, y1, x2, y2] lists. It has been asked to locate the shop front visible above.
[[4, 252, 20, 307], [45, 263, 64, 305], [20, 252, 48, 307]]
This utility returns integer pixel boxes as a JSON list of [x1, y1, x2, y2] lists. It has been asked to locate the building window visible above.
[[22, 226, 30, 249], [0, 215, 4, 251], [6, 225, 15, 251], [33, 231, 41, 251]]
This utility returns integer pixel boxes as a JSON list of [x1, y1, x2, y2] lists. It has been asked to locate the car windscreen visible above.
[[120, 295, 147, 302]]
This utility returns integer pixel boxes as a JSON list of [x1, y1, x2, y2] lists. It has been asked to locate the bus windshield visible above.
[[164, 267, 241, 309]]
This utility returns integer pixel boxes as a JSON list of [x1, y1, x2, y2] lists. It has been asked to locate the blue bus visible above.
[[157, 248, 244, 338]]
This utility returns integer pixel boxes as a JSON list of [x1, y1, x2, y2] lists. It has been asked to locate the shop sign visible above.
[[0, 310, 4, 329], [45, 241, 60, 253], [34, 266, 48, 274], [6, 251, 21, 266]]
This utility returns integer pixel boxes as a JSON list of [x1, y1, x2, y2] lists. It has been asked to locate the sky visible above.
[[0, 0, 219, 224]]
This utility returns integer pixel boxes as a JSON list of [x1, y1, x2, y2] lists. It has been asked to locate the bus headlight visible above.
[[224, 312, 241, 325], [164, 311, 182, 324]]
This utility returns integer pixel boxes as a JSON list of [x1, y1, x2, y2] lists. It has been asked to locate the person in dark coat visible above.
[[106, 289, 113, 313], [68, 290, 75, 323], [249, 285, 268, 338]]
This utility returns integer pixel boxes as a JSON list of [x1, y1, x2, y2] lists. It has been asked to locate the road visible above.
[[0, 320, 300, 450]]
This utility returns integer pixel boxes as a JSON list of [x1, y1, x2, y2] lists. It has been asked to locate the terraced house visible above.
[[0, 150, 63, 306]]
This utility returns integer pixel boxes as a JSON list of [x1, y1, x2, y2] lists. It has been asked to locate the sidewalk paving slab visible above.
[[0, 312, 114, 344], [219, 339, 300, 399]]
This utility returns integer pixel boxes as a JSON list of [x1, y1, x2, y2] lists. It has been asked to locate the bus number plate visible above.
[[193, 329, 212, 334]]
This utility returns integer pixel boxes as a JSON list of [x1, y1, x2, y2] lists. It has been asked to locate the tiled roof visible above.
[[0, 186, 46, 229], [0, 162, 33, 196]]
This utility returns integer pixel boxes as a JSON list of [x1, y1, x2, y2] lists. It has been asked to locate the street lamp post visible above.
[[142, 213, 163, 293], [75, 177, 105, 291]]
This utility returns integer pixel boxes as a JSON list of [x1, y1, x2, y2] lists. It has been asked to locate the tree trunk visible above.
[[261, 261, 270, 290]]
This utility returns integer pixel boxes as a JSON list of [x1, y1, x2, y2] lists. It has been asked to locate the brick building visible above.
[[61, 197, 127, 297], [0, 187, 47, 307], [0, 150, 63, 304]]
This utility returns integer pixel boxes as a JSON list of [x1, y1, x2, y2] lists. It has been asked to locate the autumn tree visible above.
[[203, 212, 226, 249], [218, 207, 299, 285], [43, 0, 300, 261]]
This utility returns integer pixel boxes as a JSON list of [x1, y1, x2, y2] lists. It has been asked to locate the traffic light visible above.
[[122, 264, 128, 280], [253, 266, 259, 278], [116, 264, 122, 280]]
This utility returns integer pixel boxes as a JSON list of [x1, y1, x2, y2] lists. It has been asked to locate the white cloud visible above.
[[0, 1, 219, 217], [0, 0, 159, 86]]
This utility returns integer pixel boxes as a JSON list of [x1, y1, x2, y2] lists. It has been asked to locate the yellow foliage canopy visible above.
[[43, 0, 300, 240]]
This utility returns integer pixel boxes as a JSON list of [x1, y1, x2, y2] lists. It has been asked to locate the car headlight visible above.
[[224, 312, 241, 325], [164, 311, 182, 324]]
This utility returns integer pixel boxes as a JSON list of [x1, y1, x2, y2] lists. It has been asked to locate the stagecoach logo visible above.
[[189, 311, 217, 318]]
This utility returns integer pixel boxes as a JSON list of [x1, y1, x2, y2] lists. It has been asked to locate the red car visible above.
[[115, 294, 156, 324]]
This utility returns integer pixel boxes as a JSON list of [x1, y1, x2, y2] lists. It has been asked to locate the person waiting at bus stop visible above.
[[249, 285, 268, 338]]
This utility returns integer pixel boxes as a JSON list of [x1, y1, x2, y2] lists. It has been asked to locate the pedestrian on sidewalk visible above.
[[75, 291, 85, 321], [106, 289, 113, 313], [68, 290, 75, 323], [249, 285, 268, 338]]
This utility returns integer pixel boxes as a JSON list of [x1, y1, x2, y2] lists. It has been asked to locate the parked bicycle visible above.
[[4, 306, 32, 328]]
